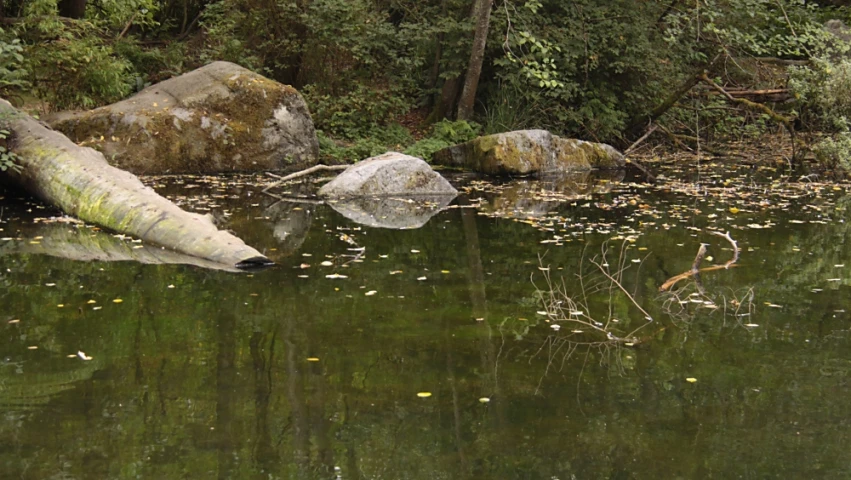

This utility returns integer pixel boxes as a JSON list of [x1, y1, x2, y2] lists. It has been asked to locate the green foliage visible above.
[[789, 57, 851, 174], [305, 83, 411, 140], [0, 127, 22, 173], [405, 119, 481, 160], [318, 123, 414, 163], [812, 131, 851, 172], [0, 29, 30, 97], [113, 39, 188, 89], [789, 57, 851, 132], [15, 16, 132, 110]]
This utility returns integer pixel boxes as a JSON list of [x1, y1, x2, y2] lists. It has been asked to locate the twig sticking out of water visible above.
[[659, 230, 740, 292]]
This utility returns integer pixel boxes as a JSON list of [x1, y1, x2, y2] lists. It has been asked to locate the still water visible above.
[[1, 165, 850, 479]]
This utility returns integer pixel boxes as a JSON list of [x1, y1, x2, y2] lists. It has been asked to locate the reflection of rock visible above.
[[0, 222, 254, 272], [264, 201, 313, 252], [477, 171, 624, 219], [319, 152, 457, 197], [433, 130, 625, 175], [327, 196, 455, 229]]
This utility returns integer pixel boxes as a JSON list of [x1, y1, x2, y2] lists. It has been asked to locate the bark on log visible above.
[[0, 100, 271, 269]]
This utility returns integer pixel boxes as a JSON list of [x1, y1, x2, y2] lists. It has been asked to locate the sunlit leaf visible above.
[[686, 377, 697, 383], [416, 392, 432, 398]]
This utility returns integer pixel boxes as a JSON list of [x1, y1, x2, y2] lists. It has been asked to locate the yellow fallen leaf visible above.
[[306, 357, 320, 362], [686, 377, 697, 383], [729, 207, 740, 214], [416, 392, 432, 398], [113, 299, 123, 303], [86, 300, 96, 304], [479, 397, 490, 403], [365, 290, 377, 296]]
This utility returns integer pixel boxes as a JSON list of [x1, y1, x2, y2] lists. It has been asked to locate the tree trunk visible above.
[[456, 0, 493, 121], [58, 0, 87, 19], [1, 99, 271, 269]]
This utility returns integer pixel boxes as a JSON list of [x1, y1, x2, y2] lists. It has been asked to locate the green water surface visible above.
[[1, 167, 850, 479]]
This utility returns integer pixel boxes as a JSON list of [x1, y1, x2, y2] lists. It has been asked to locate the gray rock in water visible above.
[[47, 61, 319, 174], [318, 152, 458, 198], [432, 129, 624, 175]]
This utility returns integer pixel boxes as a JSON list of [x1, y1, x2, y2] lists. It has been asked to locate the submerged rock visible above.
[[432, 129, 624, 175], [318, 152, 458, 198], [47, 61, 319, 174]]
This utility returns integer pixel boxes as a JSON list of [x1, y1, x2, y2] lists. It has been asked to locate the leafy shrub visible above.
[[790, 57, 851, 132], [305, 83, 412, 140], [405, 120, 481, 160], [0, 127, 22, 173], [317, 123, 414, 163], [0, 29, 29, 97], [813, 132, 851, 173], [19, 18, 132, 110]]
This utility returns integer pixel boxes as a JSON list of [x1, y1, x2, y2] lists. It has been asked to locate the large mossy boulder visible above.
[[46, 61, 319, 174], [318, 152, 457, 198], [432, 130, 624, 175]]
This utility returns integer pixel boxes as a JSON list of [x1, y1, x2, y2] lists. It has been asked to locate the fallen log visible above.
[[0, 99, 271, 269]]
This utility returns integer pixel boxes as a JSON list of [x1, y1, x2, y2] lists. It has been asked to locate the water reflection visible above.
[[0, 169, 850, 478], [327, 194, 456, 229]]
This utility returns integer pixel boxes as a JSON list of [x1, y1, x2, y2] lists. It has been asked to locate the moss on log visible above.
[[1, 100, 271, 269]]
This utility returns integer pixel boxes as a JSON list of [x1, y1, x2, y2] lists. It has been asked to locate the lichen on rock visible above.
[[433, 129, 624, 175], [46, 61, 320, 175]]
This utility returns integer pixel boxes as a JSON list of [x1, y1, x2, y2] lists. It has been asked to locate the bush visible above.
[[404, 119, 481, 160], [19, 18, 132, 110], [0, 29, 29, 98], [317, 123, 414, 163]]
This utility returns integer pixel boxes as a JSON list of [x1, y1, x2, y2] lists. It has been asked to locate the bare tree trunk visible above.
[[456, 0, 493, 121], [58, 0, 87, 18]]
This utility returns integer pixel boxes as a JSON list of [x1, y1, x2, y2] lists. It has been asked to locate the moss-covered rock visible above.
[[432, 130, 624, 175], [46, 61, 319, 174]]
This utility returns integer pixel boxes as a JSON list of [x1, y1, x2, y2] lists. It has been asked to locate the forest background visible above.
[[3, 0, 851, 173]]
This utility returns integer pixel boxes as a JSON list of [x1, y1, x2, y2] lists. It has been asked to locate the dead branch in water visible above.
[[660, 230, 740, 292], [262, 164, 349, 192]]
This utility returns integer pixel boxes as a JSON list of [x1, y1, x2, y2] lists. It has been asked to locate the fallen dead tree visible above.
[[0, 99, 271, 269]]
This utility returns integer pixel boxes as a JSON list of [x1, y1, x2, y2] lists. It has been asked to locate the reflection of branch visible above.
[[660, 230, 740, 291]]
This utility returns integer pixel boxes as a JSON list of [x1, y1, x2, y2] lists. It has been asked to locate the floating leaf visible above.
[[417, 276, 427, 281], [416, 392, 432, 398], [77, 351, 92, 361], [320, 261, 334, 266], [365, 290, 377, 296], [728, 207, 740, 214], [113, 299, 123, 304], [325, 273, 348, 279], [411, 249, 420, 253], [306, 357, 320, 362], [479, 397, 491, 403], [686, 377, 697, 383]]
